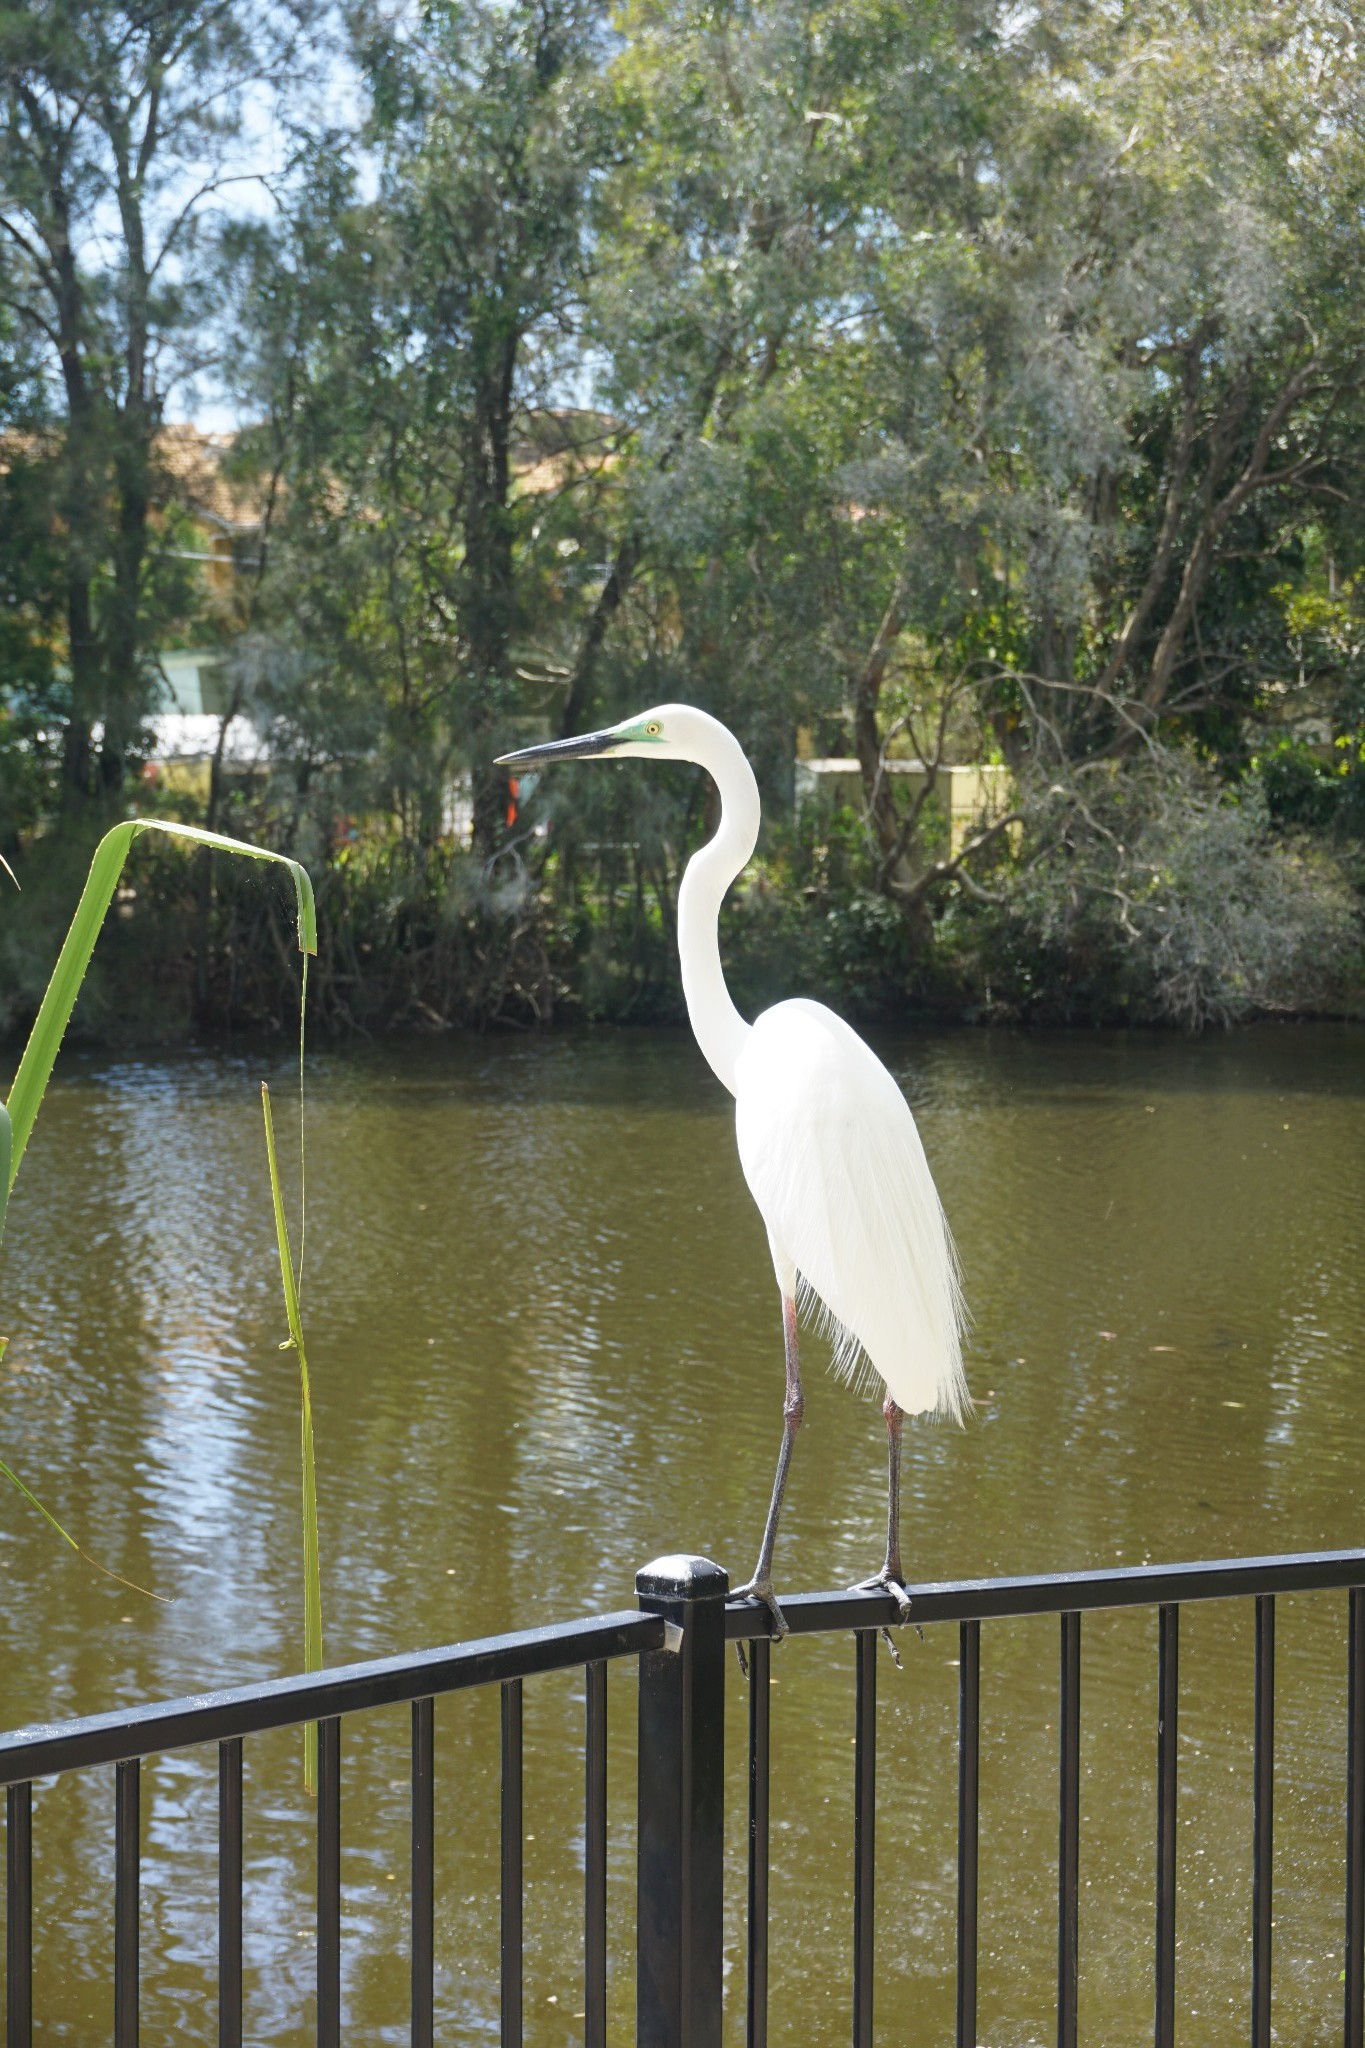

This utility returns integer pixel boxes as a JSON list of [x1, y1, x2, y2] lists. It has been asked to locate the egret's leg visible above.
[[733, 1295, 803, 1642], [853, 1395, 916, 1630], [881, 1394, 906, 1588]]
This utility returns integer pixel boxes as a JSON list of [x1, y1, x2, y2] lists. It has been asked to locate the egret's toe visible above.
[[732, 1579, 790, 1642], [852, 1573, 919, 1632]]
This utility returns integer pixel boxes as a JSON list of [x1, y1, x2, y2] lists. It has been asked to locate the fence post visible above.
[[636, 1554, 728, 2048]]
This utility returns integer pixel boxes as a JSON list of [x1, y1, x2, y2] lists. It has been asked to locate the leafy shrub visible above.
[[1254, 738, 1345, 831], [999, 755, 1361, 1028]]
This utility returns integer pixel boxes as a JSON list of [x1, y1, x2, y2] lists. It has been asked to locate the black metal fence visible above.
[[3, 1546, 1364, 2046]]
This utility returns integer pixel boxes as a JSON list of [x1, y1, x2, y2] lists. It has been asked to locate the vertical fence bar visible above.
[[317, 1716, 341, 2048], [585, 1661, 608, 2048], [635, 1555, 727, 2048], [501, 1679, 523, 2048], [1155, 1604, 1179, 2048], [219, 1738, 243, 2048], [1253, 1596, 1275, 2048], [6, 1780, 32, 2048], [747, 1635, 771, 2048], [1058, 1612, 1081, 2048], [853, 1628, 877, 2048], [115, 1757, 140, 2048], [411, 1698, 434, 2048], [957, 1619, 980, 2048], [1348, 1587, 1365, 2048]]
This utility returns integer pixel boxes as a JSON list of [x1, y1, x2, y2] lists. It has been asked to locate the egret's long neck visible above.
[[677, 727, 760, 1097]]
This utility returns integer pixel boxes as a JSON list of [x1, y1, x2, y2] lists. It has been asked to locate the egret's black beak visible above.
[[495, 728, 618, 768]]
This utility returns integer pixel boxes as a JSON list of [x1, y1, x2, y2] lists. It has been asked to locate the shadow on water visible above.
[[1, 1022, 1363, 2043]]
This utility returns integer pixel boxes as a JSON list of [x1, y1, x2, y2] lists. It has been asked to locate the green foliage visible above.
[[996, 759, 1361, 1028], [1255, 739, 1344, 831], [6, 0, 1365, 1029], [220, 0, 619, 852], [0, 0, 316, 812]]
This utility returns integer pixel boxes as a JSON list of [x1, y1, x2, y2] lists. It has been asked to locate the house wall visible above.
[[795, 758, 1013, 857]]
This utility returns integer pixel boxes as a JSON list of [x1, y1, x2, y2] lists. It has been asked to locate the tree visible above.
[[573, 0, 1028, 900], [851, 0, 1365, 757], [579, 0, 1365, 957], [23, 0, 1352, 1031], [0, 0, 313, 815], [226, 0, 618, 856]]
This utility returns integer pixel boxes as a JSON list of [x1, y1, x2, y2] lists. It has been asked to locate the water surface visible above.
[[1, 1024, 1362, 2043]]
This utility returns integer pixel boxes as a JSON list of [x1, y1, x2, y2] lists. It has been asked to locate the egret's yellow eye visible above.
[[645, 721, 662, 737]]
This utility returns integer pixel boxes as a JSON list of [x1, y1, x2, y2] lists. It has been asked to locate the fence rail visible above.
[[2, 1546, 1364, 2047]]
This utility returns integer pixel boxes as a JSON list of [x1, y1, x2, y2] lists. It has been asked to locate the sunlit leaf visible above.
[[6, 819, 316, 1190]]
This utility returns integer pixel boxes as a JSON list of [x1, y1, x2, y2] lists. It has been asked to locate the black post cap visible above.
[[636, 1555, 729, 1604]]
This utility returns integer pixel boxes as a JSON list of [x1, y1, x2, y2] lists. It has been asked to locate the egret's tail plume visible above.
[[797, 1239, 970, 1422]]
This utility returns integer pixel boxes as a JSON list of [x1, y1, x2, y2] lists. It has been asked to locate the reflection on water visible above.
[[1, 1023, 1363, 2043]]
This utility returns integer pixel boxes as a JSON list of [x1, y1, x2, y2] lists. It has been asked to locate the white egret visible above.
[[497, 706, 968, 1635]]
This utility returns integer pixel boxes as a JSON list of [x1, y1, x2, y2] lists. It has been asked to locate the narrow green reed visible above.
[[262, 1081, 324, 1791], [1, 817, 316, 1589]]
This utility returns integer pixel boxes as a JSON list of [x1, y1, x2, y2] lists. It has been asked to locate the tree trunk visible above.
[[50, 187, 104, 816], [852, 580, 912, 879], [99, 92, 158, 803], [100, 406, 152, 801], [463, 338, 518, 855]]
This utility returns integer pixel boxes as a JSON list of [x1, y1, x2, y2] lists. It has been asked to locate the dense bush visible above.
[[983, 760, 1361, 1028]]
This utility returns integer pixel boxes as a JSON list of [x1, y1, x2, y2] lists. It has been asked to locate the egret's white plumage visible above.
[[735, 999, 967, 1419], [498, 700, 968, 1627]]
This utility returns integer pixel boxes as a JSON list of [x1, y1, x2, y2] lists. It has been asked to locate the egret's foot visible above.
[[732, 1577, 789, 1676], [851, 1572, 923, 1639], [732, 1577, 789, 1637]]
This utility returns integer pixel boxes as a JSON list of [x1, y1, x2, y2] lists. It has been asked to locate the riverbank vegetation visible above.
[[2, 0, 1363, 1035]]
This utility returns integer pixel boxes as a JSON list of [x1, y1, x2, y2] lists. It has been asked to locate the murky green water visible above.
[[1, 1023, 1363, 2045]]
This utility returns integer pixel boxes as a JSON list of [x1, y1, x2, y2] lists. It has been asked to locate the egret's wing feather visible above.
[[735, 1000, 968, 1419]]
